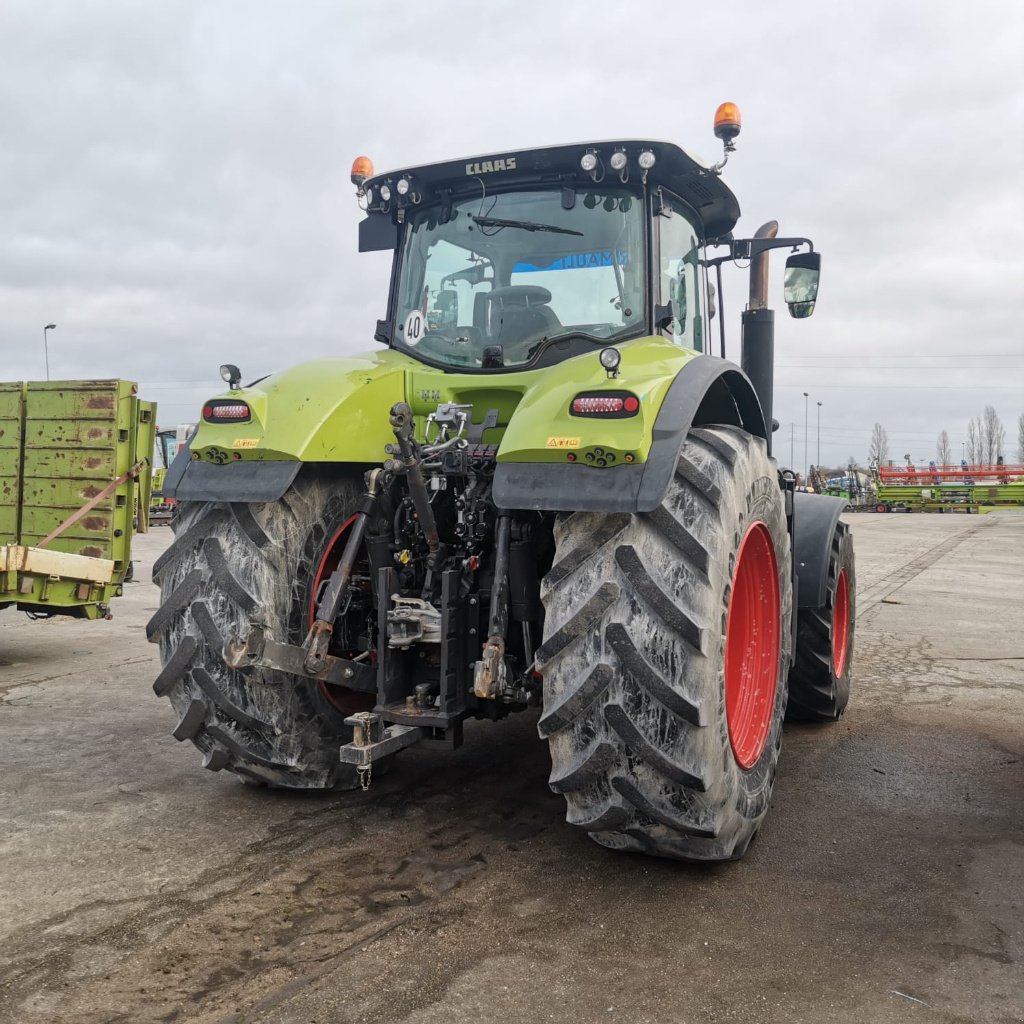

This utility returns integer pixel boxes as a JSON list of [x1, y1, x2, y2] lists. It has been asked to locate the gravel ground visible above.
[[1, 511, 1021, 1024]]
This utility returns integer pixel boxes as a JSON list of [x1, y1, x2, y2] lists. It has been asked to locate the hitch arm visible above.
[[225, 625, 377, 691], [388, 402, 441, 563], [473, 512, 511, 699], [303, 469, 382, 674]]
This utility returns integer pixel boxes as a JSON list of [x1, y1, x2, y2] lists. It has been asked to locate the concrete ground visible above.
[[1, 512, 1021, 1024]]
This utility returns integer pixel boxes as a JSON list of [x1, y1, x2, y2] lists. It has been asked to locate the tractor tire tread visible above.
[[613, 544, 705, 653], [541, 425, 792, 862], [172, 698, 209, 741], [152, 508, 227, 583], [192, 665, 271, 734], [201, 538, 258, 612], [537, 662, 614, 738], [146, 568, 204, 641], [534, 581, 620, 668], [151, 474, 368, 790], [604, 623, 702, 726], [153, 635, 198, 697], [787, 522, 855, 722]]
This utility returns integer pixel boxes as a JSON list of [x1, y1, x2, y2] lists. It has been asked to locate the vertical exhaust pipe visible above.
[[741, 221, 778, 454]]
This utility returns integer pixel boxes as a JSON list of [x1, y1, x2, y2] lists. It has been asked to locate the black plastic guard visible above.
[[492, 355, 767, 513], [792, 491, 846, 609], [164, 445, 301, 503]]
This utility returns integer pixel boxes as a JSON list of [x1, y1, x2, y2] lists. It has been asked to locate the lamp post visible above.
[[803, 391, 809, 480], [43, 324, 57, 381], [961, 441, 966, 462], [816, 401, 822, 468]]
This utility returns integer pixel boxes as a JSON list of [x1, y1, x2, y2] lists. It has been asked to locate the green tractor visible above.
[[150, 105, 855, 862]]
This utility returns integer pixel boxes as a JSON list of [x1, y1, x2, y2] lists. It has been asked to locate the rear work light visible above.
[[203, 401, 251, 422], [569, 391, 640, 418]]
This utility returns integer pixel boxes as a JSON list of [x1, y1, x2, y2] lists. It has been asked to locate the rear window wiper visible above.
[[471, 215, 583, 237]]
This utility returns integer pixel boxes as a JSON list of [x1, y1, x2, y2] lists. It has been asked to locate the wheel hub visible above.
[[725, 522, 781, 770]]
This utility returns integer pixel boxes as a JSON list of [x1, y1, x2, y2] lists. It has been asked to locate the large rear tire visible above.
[[786, 521, 855, 721], [538, 426, 793, 862], [147, 473, 374, 789]]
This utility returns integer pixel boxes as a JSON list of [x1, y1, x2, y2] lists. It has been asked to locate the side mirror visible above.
[[784, 252, 821, 319]]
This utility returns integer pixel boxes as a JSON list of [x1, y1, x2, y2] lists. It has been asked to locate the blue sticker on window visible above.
[[513, 250, 630, 273]]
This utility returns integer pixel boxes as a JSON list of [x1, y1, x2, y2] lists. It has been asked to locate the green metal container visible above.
[[0, 380, 155, 619]]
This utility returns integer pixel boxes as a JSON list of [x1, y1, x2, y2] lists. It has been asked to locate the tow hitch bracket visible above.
[[223, 625, 376, 693], [340, 712, 424, 777]]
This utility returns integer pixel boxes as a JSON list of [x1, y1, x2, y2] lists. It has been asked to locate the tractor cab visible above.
[[353, 138, 743, 373]]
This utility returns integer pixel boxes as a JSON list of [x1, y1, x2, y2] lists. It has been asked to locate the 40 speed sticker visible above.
[[403, 310, 424, 345], [546, 437, 580, 449]]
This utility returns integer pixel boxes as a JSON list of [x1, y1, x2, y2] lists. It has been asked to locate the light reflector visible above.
[[203, 402, 251, 421]]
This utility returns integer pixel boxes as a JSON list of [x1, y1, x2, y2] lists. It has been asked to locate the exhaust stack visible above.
[[741, 221, 779, 452]]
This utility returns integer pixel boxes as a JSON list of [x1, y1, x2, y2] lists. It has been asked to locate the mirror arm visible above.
[[704, 236, 815, 268], [716, 262, 726, 359]]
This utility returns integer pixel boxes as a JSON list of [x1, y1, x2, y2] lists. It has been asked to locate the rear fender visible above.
[[492, 355, 767, 513], [163, 352, 410, 503], [792, 492, 846, 609], [162, 437, 303, 503]]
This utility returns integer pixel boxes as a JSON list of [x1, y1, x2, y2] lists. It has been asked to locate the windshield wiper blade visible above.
[[471, 215, 583, 237]]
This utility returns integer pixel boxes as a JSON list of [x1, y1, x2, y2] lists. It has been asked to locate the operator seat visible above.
[[480, 285, 560, 361]]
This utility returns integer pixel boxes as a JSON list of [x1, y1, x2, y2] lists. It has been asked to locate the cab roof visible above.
[[363, 140, 741, 242]]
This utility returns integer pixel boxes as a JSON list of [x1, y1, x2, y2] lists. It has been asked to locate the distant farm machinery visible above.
[[872, 461, 1024, 514]]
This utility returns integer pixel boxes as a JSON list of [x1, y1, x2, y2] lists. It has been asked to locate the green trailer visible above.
[[0, 379, 155, 619]]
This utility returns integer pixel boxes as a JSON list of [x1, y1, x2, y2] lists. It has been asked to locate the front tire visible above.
[[147, 473, 373, 789], [538, 426, 792, 862], [786, 521, 855, 721]]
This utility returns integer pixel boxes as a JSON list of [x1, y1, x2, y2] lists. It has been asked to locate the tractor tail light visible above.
[[203, 401, 251, 422], [570, 392, 640, 418]]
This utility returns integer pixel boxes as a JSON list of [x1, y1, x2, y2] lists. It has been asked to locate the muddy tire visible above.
[[147, 473, 374, 789], [786, 521, 855, 721], [538, 426, 792, 862]]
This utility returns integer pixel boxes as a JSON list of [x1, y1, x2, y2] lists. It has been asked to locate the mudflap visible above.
[[792, 492, 847, 609]]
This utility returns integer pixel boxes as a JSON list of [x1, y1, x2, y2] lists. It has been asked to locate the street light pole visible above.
[[43, 324, 57, 381], [816, 401, 822, 467], [802, 392, 809, 480]]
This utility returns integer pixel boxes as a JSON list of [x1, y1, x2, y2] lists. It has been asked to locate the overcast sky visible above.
[[2, 0, 1022, 469]]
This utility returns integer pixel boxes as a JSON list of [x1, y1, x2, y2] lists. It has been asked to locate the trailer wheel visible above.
[[147, 473, 376, 789], [538, 426, 792, 862], [786, 521, 855, 721]]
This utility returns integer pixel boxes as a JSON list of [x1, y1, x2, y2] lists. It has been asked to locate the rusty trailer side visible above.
[[0, 380, 155, 619]]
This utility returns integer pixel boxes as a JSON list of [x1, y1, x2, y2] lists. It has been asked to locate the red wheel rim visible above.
[[309, 515, 374, 715], [725, 522, 781, 770], [832, 567, 850, 678]]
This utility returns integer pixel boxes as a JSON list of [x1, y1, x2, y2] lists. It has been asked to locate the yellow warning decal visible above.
[[232, 438, 259, 448], [545, 436, 581, 449]]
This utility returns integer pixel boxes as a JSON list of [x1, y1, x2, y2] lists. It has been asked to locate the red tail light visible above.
[[570, 391, 640, 418], [203, 401, 251, 422]]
